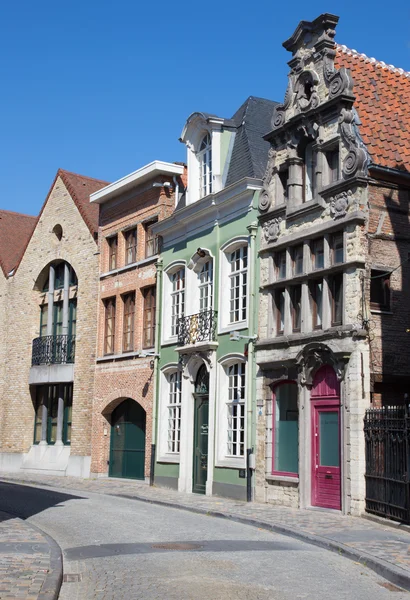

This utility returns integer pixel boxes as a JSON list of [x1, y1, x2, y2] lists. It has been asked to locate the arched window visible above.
[[272, 381, 298, 476], [158, 364, 182, 461], [198, 133, 212, 198]]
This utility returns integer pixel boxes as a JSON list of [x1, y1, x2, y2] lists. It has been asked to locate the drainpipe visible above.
[[246, 221, 258, 502], [150, 257, 163, 486]]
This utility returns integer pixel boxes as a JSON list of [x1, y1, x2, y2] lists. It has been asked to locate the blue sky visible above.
[[1, 0, 409, 215]]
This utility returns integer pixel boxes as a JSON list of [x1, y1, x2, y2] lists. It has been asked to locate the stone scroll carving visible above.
[[339, 108, 368, 178], [295, 342, 347, 388], [330, 190, 352, 219], [322, 48, 354, 99], [262, 217, 282, 244], [258, 148, 276, 213]]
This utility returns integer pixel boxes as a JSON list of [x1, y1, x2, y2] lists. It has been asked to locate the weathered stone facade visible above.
[[0, 171, 106, 476], [255, 14, 410, 515]]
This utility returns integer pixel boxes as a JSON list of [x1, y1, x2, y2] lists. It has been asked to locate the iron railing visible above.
[[364, 406, 410, 523], [177, 310, 217, 347], [31, 334, 76, 366]]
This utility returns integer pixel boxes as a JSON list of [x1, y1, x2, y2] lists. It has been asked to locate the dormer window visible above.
[[198, 133, 212, 198]]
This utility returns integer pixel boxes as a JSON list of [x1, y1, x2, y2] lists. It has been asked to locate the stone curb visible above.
[[2, 476, 410, 593], [0, 508, 63, 600]]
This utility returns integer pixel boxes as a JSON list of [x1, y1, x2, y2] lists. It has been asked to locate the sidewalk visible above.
[[2, 472, 410, 594], [0, 509, 61, 600]]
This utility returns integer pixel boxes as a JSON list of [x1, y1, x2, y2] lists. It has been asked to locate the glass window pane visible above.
[[319, 411, 339, 467], [274, 384, 298, 474]]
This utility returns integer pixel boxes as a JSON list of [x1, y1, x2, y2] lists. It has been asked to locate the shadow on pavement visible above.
[[0, 481, 84, 520]]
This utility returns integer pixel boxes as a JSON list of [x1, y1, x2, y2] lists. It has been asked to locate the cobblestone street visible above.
[[1, 473, 410, 598]]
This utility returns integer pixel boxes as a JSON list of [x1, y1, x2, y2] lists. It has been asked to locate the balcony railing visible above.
[[177, 310, 217, 347], [31, 335, 76, 366]]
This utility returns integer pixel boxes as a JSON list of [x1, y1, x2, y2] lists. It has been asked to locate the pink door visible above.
[[311, 366, 341, 510]]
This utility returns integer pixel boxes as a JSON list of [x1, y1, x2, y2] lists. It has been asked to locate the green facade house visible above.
[[152, 97, 277, 500]]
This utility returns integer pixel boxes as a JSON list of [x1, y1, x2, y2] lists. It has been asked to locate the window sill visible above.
[[286, 198, 325, 220], [370, 308, 393, 315], [266, 474, 299, 484], [215, 458, 246, 470], [262, 260, 363, 289], [100, 255, 158, 279], [157, 454, 180, 464], [161, 337, 178, 347], [218, 321, 248, 335], [96, 351, 142, 363]]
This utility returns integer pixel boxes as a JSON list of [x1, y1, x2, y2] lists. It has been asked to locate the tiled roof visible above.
[[225, 96, 279, 187], [335, 46, 410, 172], [0, 210, 37, 277], [57, 169, 109, 236]]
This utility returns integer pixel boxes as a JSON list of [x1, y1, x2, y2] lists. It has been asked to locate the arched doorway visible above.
[[109, 399, 146, 480], [311, 365, 341, 510], [192, 365, 209, 494]]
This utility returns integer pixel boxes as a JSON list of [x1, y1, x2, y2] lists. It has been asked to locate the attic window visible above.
[[198, 133, 212, 198], [52, 224, 63, 241]]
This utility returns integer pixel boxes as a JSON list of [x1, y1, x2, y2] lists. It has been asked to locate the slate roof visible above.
[[0, 210, 37, 277], [335, 46, 410, 172], [225, 97, 279, 187]]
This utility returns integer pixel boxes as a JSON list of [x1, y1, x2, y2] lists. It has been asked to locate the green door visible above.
[[192, 365, 209, 495], [109, 399, 146, 480]]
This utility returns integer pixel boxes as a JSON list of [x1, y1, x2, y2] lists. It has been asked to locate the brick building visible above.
[[90, 161, 185, 481], [255, 14, 410, 515], [0, 169, 107, 476]]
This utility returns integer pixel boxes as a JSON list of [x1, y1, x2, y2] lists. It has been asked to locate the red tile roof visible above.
[[335, 46, 410, 172], [0, 210, 37, 277]]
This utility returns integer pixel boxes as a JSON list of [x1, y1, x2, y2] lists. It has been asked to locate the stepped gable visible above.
[[0, 209, 37, 276], [335, 46, 410, 172]]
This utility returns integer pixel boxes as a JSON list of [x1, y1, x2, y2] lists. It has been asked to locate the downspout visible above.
[[150, 256, 163, 486], [246, 220, 258, 501]]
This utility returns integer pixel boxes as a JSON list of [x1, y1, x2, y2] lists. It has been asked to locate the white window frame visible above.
[[216, 354, 247, 469], [218, 237, 250, 334], [198, 133, 213, 199], [158, 363, 182, 463], [199, 259, 213, 313], [162, 261, 186, 344]]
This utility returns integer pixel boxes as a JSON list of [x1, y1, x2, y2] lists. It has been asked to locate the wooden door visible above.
[[192, 365, 209, 495], [109, 399, 146, 480]]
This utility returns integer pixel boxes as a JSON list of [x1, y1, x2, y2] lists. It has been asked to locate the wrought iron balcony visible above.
[[31, 334, 76, 366], [177, 310, 217, 347]]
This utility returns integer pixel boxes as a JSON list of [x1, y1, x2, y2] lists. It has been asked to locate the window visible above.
[[145, 219, 158, 258], [312, 239, 324, 270], [104, 298, 116, 354], [40, 305, 48, 337], [226, 363, 246, 458], [33, 384, 73, 446], [370, 270, 391, 312], [331, 233, 344, 265], [291, 286, 301, 332], [272, 382, 298, 475], [330, 274, 343, 326], [167, 371, 181, 453], [229, 246, 247, 323], [311, 280, 323, 329], [325, 148, 340, 185], [125, 228, 137, 265], [108, 236, 118, 271], [198, 133, 212, 198], [292, 245, 304, 276], [170, 268, 185, 336], [303, 142, 316, 202], [199, 260, 213, 313], [275, 289, 285, 335], [276, 250, 287, 280], [143, 287, 156, 348], [122, 293, 135, 352], [277, 168, 289, 204]]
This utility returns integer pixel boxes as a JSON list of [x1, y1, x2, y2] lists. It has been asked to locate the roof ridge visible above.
[[0, 208, 37, 219], [57, 168, 109, 185], [337, 44, 410, 78]]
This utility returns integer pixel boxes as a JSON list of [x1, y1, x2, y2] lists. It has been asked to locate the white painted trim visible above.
[[90, 161, 184, 204], [157, 363, 183, 464], [162, 260, 187, 345], [218, 237, 250, 334]]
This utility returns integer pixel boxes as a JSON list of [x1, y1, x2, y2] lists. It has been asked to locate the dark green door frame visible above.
[[109, 399, 146, 480]]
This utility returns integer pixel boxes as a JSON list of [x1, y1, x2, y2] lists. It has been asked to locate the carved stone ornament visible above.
[[180, 351, 213, 380], [295, 70, 320, 112], [262, 217, 282, 244], [330, 190, 352, 219], [339, 108, 368, 178], [295, 342, 347, 388], [322, 48, 354, 99], [271, 78, 293, 130], [259, 148, 276, 213]]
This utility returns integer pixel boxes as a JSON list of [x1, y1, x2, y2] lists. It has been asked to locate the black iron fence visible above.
[[177, 310, 217, 347], [364, 406, 410, 523], [31, 334, 76, 366]]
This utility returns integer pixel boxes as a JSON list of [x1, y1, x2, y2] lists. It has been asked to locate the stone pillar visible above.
[[62, 263, 70, 335], [288, 157, 304, 209], [46, 264, 55, 336], [39, 403, 48, 446], [55, 384, 65, 446]]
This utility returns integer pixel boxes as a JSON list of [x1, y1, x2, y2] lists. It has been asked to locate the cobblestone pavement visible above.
[[0, 510, 57, 599], [2, 472, 410, 594]]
